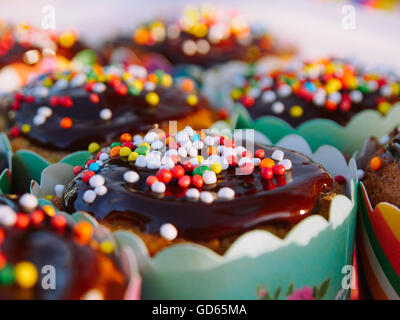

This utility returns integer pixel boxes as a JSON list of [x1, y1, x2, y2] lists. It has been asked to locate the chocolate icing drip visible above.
[[62, 145, 333, 242], [388, 134, 400, 160]]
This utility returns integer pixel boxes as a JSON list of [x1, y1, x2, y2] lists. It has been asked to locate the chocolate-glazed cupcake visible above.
[[59, 126, 341, 256], [0, 21, 85, 92], [6, 64, 218, 162], [231, 58, 400, 127], [101, 4, 294, 69], [0, 194, 128, 300], [361, 127, 400, 208]]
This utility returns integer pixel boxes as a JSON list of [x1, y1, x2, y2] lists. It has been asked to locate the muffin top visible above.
[[362, 127, 400, 208], [231, 58, 400, 127], [7, 64, 212, 150], [62, 126, 335, 243], [0, 21, 84, 68], [107, 4, 278, 68], [0, 194, 128, 300]]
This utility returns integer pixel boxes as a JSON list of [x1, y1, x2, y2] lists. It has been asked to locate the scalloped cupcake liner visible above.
[[30, 126, 358, 300], [355, 140, 400, 300]]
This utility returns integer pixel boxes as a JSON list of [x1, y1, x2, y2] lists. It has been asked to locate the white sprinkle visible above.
[[82, 289, 104, 300], [35, 86, 50, 98], [380, 85, 392, 97], [93, 83, 106, 93], [219, 157, 229, 170], [96, 160, 103, 166], [151, 140, 163, 150], [184, 126, 195, 136], [188, 147, 198, 157], [204, 136, 215, 146], [54, 184, 65, 198], [83, 190, 96, 204], [165, 149, 178, 157], [144, 132, 158, 144], [160, 223, 178, 240], [203, 171, 217, 184], [95, 185, 108, 196], [147, 157, 161, 169], [89, 175, 105, 188], [357, 169, 365, 180], [350, 90, 363, 103], [19, 194, 38, 212], [178, 147, 188, 158], [208, 155, 220, 164], [151, 181, 166, 193], [37, 106, 52, 117], [144, 81, 156, 91], [200, 191, 214, 204], [279, 159, 292, 170], [252, 158, 261, 166], [99, 153, 109, 161], [100, 108, 112, 120], [271, 150, 284, 162], [0, 205, 17, 226], [313, 91, 326, 106], [235, 146, 246, 156], [54, 79, 69, 90], [186, 188, 200, 200], [70, 73, 86, 87], [271, 101, 284, 114], [135, 155, 147, 167], [192, 141, 204, 150], [33, 114, 46, 126], [367, 80, 378, 91], [124, 171, 139, 183], [217, 187, 235, 200], [161, 156, 175, 168], [176, 131, 189, 143], [328, 92, 341, 104], [238, 157, 251, 167], [261, 90, 276, 103], [379, 135, 390, 145], [133, 134, 143, 141], [277, 84, 292, 97], [189, 157, 199, 166]]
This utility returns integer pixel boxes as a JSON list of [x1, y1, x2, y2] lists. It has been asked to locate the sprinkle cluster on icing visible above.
[[0, 194, 115, 298], [8, 64, 198, 137], [133, 4, 272, 56], [231, 58, 400, 118]]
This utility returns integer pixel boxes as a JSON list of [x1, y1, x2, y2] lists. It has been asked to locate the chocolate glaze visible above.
[[62, 144, 333, 242], [13, 76, 211, 151], [0, 195, 127, 300], [387, 133, 400, 161]]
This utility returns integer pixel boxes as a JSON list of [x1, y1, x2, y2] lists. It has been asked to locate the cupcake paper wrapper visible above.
[[356, 139, 400, 300], [30, 126, 358, 300]]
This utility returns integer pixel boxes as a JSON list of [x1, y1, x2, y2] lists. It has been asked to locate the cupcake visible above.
[[0, 21, 85, 92], [56, 125, 342, 256], [230, 57, 400, 128], [6, 64, 218, 163], [0, 193, 129, 299], [101, 4, 294, 69]]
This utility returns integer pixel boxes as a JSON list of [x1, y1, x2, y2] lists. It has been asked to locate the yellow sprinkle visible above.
[[97, 74, 107, 83], [186, 94, 198, 106], [59, 31, 76, 48], [42, 78, 53, 87], [325, 78, 342, 94], [88, 142, 100, 154], [21, 124, 31, 134], [138, 142, 150, 148], [128, 151, 139, 162], [119, 146, 132, 157], [45, 194, 53, 200], [100, 240, 115, 254], [15, 262, 38, 289], [43, 205, 56, 217], [132, 80, 144, 91], [231, 88, 242, 100], [289, 105, 303, 118], [146, 92, 159, 106], [391, 83, 400, 96], [210, 163, 222, 174], [122, 72, 132, 82], [197, 155, 204, 163], [161, 74, 173, 87], [378, 101, 391, 115]]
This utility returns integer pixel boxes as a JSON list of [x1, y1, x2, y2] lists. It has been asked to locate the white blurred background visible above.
[[1, 0, 400, 71]]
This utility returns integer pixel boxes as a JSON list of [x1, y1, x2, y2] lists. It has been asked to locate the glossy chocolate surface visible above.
[[62, 144, 333, 241]]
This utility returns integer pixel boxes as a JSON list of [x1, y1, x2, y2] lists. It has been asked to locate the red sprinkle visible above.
[[24, 95, 35, 103], [255, 149, 265, 159], [261, 167, 273, 179], [60, 96, 73, 108], [192, 175, 203, 188], [121, 142, 134, 149], [218, 109, 229, 120], [335, 175, 346, 185], [50, 95, 60, 107], [146, 175, 158, 186], [9, 126, 20, 138], [182, 161, 193, 173], [172, 165, 185, 179], [73, 165, 83, 175], [242, 150, 253, 159], [15, 213, 30, 229], [11, 101, 20, 110], [240, 162, 254, 175], [156, 169, 173, 184], [273, 164, 286, 175], [30, 210, 45, 226], [90, 93, 100, 103], [51, 215, 67, 230], [14, 92, 24, 102], [115, 84, 128, 96], [178, 175, 191, 188], [226, 155, 238, 167], [82, 171, 95, 183]]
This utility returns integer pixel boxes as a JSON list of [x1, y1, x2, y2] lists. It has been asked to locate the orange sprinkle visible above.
[[120, 133, 132, 143], [197, 130, 206, 141], [74, 221, 93, 244], [182, 79, 195, 92], [370, 156, 382, 170], [165, 136, 175, 145], [208, 146, 218, 155], [60, 117, 72, 129], [260, 158, 275, 169], [42, 205, 56, 217], [110, 146, 122, 158], [147, 73, 158, 84]]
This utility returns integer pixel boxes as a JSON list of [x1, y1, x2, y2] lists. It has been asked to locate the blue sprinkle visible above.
[[89, 163, 100, 172], [192, 133, 201, 142], [305, 82, 316, 92]]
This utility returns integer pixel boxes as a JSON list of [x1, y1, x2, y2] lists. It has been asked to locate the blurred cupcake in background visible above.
[[5, 64, 219, 163], [100, 4, 295, 71]]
